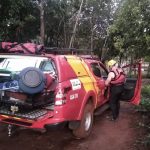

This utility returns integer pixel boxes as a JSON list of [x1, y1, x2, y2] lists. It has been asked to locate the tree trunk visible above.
[[40, 2, 45, 45], [129, 55, 133, 77], [101, 37, 107, 61], [147, 62, 150, 78], [64, 22, 67, 47], [90, 17, 94, 53], [69, 0, 84, 48]]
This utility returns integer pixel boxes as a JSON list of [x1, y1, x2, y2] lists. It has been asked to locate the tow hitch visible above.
[[8, 124, 12, 137], [8, 124, 18, 137], [7, 105, 19, 137]]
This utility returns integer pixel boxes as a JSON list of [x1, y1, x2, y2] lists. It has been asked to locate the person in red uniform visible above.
[[105, 60, 125, 120]]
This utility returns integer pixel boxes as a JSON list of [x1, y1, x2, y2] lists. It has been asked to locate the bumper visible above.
[[0, 111, 67, 129]]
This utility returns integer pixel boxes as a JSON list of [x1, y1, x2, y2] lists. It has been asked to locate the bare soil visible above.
[[0, 102, 145, 150]]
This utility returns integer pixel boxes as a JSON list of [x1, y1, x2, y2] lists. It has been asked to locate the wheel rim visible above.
[[84, 112, 92, 131]]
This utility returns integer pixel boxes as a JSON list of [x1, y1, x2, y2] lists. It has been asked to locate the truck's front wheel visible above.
[[72, 103, 94, 139]]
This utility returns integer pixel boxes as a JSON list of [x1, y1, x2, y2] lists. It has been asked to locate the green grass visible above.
[[136, 85, 150, 149], [139, 85, 150, 111]]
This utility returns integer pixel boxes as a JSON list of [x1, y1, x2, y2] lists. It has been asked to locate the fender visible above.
[[77, 90, 96, 120]]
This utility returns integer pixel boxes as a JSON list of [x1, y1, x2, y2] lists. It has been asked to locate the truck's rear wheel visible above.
[[72, 103, 94, 139]]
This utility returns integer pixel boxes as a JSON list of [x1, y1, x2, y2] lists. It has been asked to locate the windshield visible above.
[[0, 57, 38, 72]]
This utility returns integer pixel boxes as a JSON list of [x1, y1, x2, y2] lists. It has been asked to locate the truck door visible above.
[[120, 61, 142, 105], [90, 63, 106, 105]]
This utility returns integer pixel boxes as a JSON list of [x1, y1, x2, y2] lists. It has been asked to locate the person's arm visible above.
[[105, 72, 115, 86]]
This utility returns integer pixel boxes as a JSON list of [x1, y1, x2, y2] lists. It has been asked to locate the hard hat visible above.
[[107, 59, 116, 67]]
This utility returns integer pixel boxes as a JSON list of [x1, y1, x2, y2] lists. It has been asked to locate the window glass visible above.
[[91, 63, 101, 77], [0, 58, 37, 72], [99, 66, 108, 77], [40, 61, 56, 73]]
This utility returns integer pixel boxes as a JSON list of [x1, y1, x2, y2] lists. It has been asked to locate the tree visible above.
[[69, 0, 84, 48], [0, 0, 39, 42], [68, 0, 118, 57], [109, 0, 150, 62], [32, 0, 49, 44], [0, 0, 119, 50]]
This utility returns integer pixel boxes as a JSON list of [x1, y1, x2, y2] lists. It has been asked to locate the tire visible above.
[[72, 103, 94, 139], [18, 67, 45, 94]]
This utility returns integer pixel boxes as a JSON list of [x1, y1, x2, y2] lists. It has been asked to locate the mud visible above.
[[0, 102, 144, 150]]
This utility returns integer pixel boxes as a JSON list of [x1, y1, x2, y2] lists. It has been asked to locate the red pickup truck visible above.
[[0, 43, 142, 139]]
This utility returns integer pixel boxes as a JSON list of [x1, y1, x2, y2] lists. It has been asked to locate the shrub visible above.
[[141, 85, 150, 98], [136, 85, 150, 149], [140, 98, 150, 111]]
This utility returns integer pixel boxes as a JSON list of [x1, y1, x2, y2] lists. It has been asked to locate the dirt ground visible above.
[[0, 102, 145, 150]]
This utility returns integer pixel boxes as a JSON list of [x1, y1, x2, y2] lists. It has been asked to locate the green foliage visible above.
[[136, 85, 150, 149], [138, 85, 150, 111], [140, 98, 150, 111], [0, 0, 149, 61], [0, 0, 39, 42], [144, 56, 150, 62], [109, 0, 150, 60], [0, 0, 118, 49], [142, 85, 150, 98]]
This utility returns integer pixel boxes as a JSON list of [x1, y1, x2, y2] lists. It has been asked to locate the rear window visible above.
[[40, 60, 57, 74], [0, 57, 38, 72]]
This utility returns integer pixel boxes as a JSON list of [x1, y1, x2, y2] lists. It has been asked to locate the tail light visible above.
[[55, 86, 72, 106], [55, 89, 66, 106]]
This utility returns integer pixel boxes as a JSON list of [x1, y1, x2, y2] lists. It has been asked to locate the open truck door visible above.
[[120, 60, 142, 105]]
